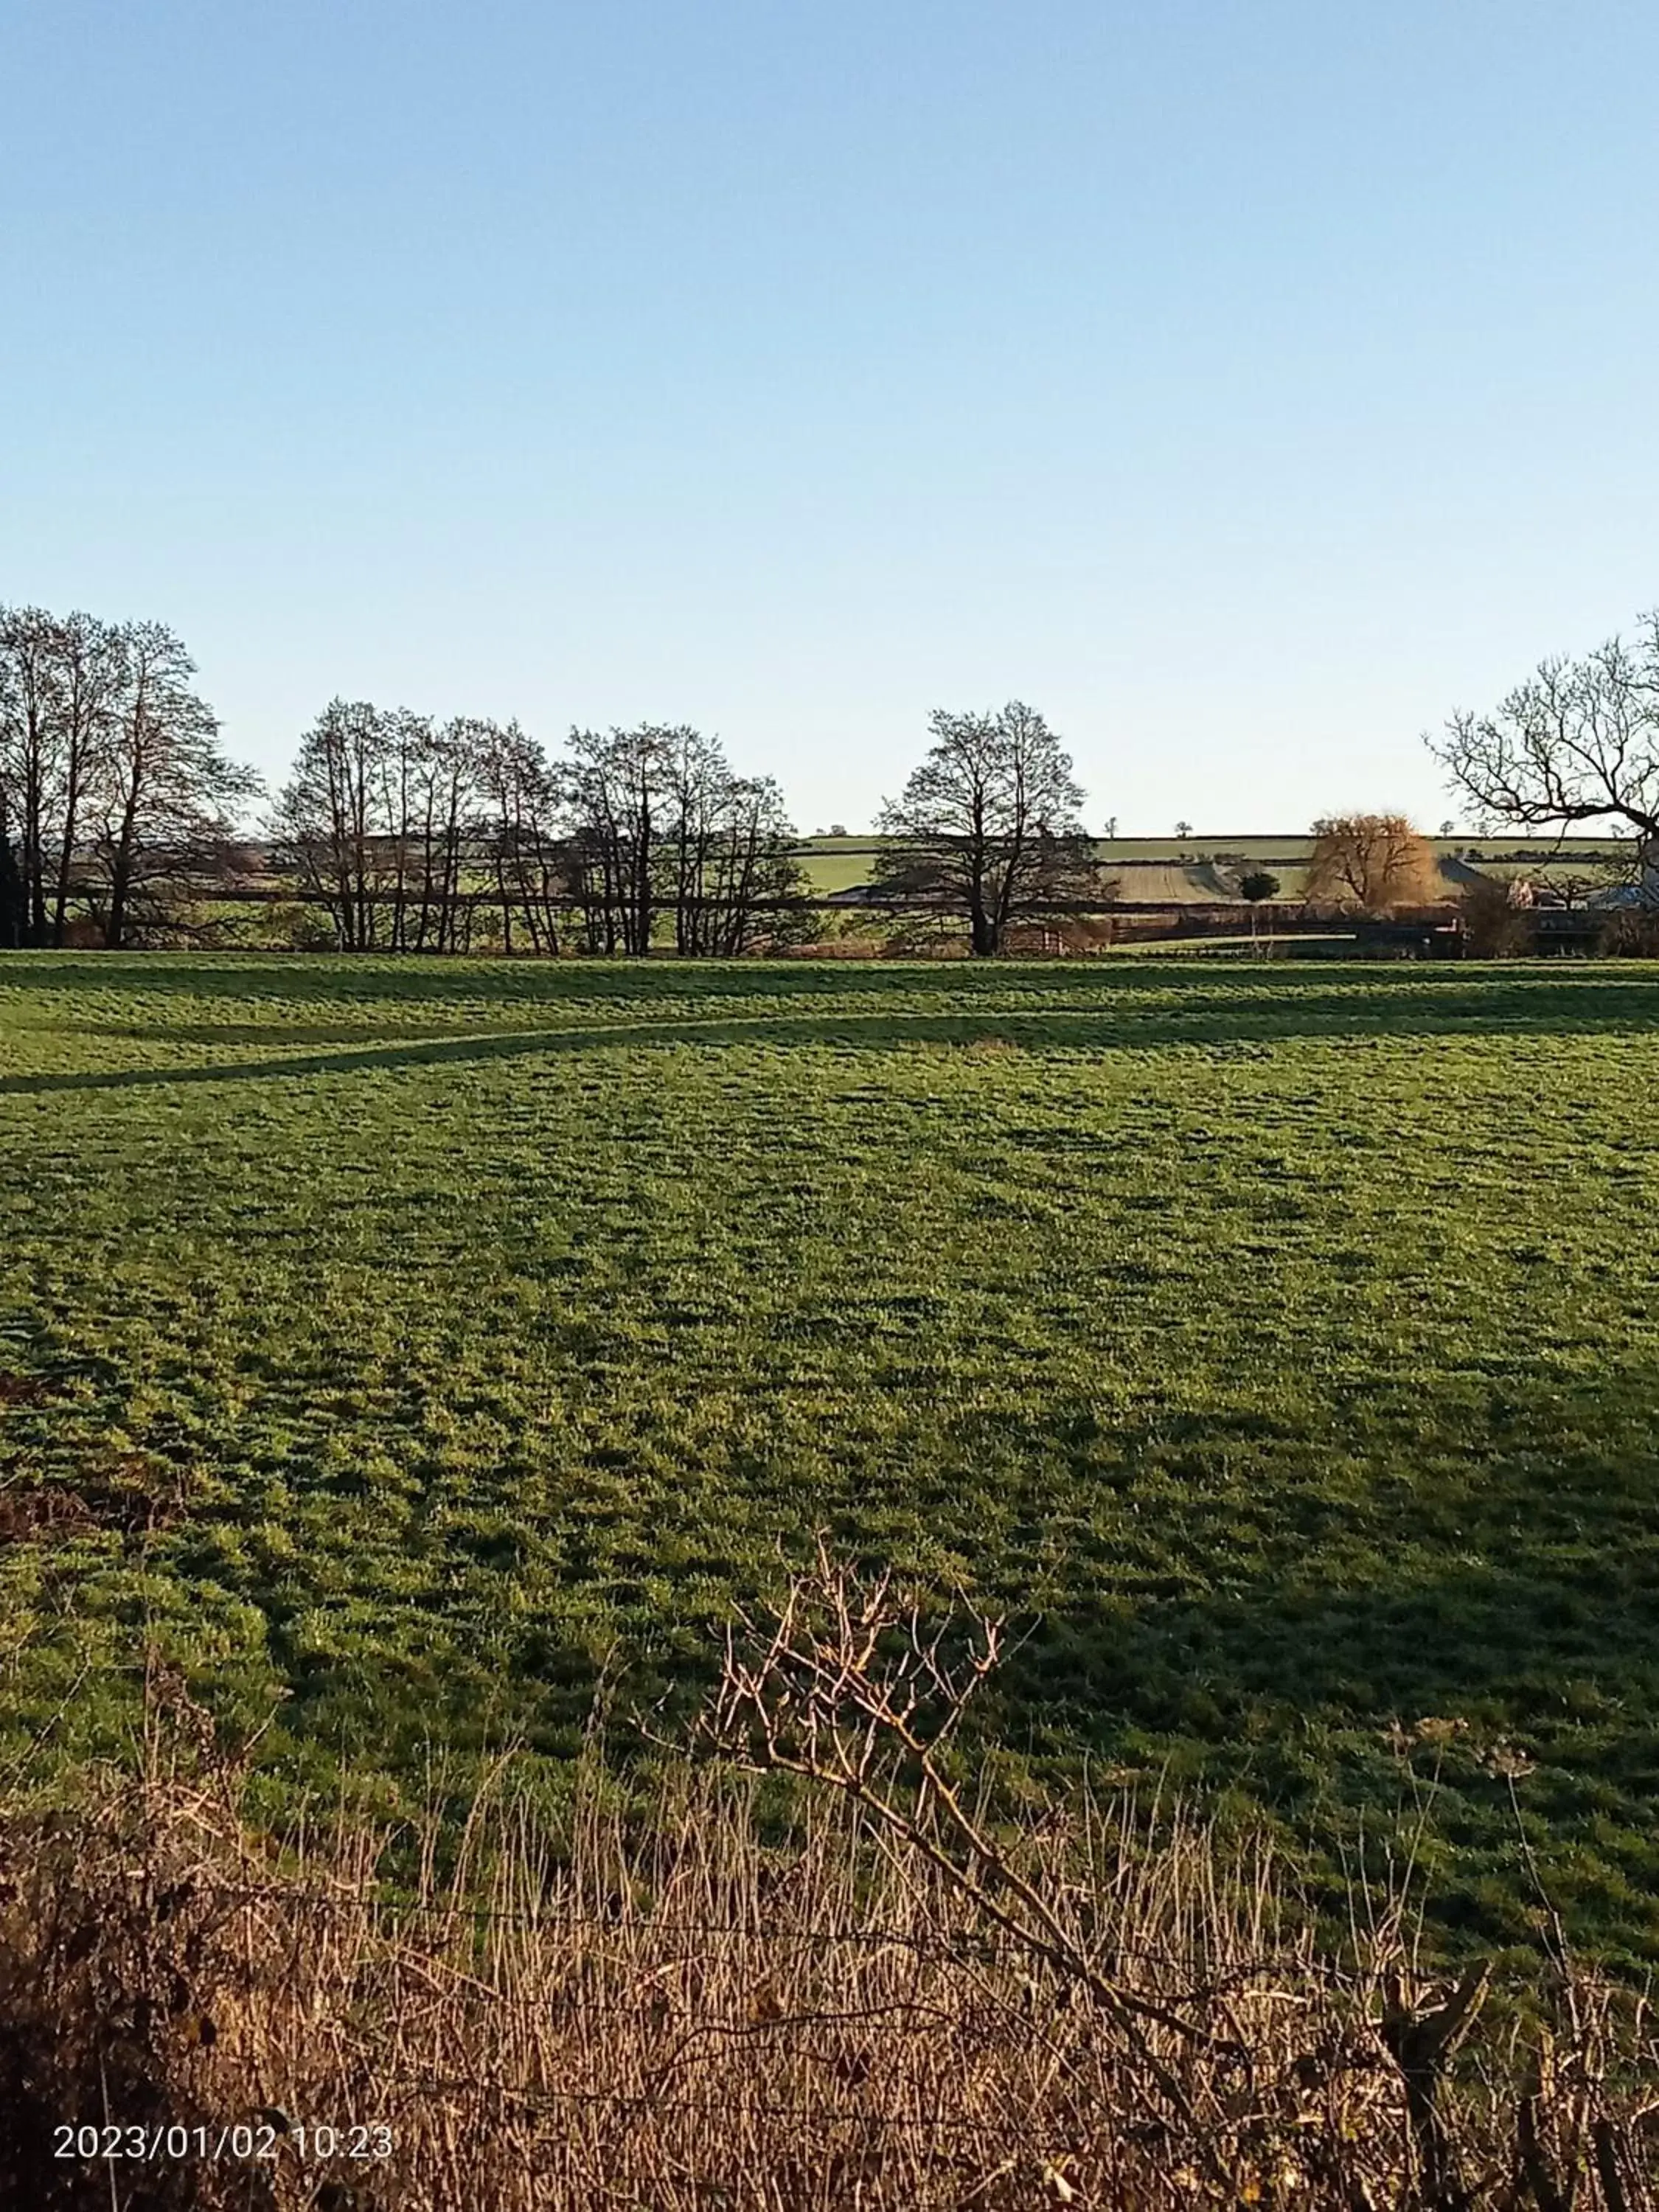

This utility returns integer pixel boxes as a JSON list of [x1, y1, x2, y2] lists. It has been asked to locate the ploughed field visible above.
[[2, 956, 1658, 1966]]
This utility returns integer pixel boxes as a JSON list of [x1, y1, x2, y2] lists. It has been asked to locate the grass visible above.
[[2, 955, 1658, 1970]]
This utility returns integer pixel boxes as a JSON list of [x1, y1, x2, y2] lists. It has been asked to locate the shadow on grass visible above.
[[508, 1354, 1657, 1960], [13, 1332, 1657, 1962], [7, 954, 1113, 1006], [973, 1359, 1659, 1961], [4, 973, 1659, 1097], [6, 950, 1659, 1012]]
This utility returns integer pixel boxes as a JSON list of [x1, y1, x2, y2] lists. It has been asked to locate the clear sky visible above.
[[4, 0, 1657, 835]]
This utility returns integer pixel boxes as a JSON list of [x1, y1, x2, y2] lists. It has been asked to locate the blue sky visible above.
[[4, 0, 1657, 834]]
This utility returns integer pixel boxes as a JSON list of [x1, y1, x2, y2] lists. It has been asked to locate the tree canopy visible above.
[[1305, 815, 1439, 914], [1430, 613, 1659, 869], [0, 606, 251, 947], [873, 703, 1103, 955]]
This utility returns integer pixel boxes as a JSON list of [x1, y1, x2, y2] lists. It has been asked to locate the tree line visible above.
[[0, 609, 254, 950], [1, 601, 1110, 955], [271, 706, 807, 957], [271, 696, 1114, 956], [5, 594, 1657, 955], [0, 607, 818, 956]]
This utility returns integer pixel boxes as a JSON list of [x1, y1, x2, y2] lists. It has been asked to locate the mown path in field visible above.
[[2, 956, 1658, 1967]]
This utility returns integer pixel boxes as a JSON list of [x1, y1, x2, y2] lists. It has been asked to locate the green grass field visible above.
[[3, 956, 1658, 1967]]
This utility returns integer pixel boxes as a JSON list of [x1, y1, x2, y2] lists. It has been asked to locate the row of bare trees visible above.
[[0, 607, 254, 949], [0, 608, 812, 955], [272, 703, 560, 955], [272, 700, 1100, 959], [563, 722, 804, 955], [0, 608, 1104, 959], [271, 705, 809, 956]]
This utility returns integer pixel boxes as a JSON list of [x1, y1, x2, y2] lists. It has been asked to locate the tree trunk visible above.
[[23, 773, 48, 946], [0, 809, 24, 949], [50, 732, 88, 950], [106, 796, 141, 949]]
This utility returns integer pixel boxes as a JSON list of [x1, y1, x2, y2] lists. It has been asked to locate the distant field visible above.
[[118, 833, 1630, 914], [3, 956, 1658, 1969], [792, 834, 1631, 900]]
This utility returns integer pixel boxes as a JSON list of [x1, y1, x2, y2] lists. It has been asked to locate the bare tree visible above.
[[1, 606, 257, 948], [663, 729, 807, 955], [48, 613, 123, 945], [1305, 814, 1440, 914], [54, 615, 126, 942], [663, 725, 731, 954], [88, 623, 258, 947], [563, 723, 807, 956], [706, 772, 810, 954], [566, 723, 678, 955], [0, 605, 122, 945], [373, 709, 427, 951], [404, 716, 487, 953], [1429, 612, 1659, 901], [874, 702, 1101, 956], [0, 606, 57, 944], [472, 718, 566, 955], [271, 700, 397, 950], [272, 701, 507, 951]]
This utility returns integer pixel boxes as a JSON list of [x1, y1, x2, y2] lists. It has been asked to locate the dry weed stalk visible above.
[[0, 1592, 1654, 2211]]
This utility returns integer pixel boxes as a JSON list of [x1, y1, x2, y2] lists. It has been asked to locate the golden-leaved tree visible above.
[[1304, 813, 1440, 914]]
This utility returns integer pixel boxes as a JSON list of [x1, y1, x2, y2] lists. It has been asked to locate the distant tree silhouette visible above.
[[472, 718, 566, 955], [566, 723, 808, 956], [1430, 610, 1659, 902], [661, 727, 808, 955], [273, 700, 493, 951], [1, 605, 254, 947], [89, 623, 257, 947], [873, 702, 1102, 955]]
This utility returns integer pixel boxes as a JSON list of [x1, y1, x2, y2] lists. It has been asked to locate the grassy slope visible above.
[[2, 956, 1658, 1966]]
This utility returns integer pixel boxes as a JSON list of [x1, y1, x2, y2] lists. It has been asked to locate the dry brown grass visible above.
[[3, 1592, 1657, 2212]]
